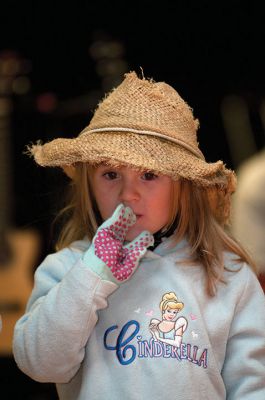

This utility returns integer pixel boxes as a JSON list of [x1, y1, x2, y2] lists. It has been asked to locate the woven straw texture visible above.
[[29, 71, 236, 191]]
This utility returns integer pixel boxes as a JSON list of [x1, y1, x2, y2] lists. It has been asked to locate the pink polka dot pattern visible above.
[[94, 204, 153, 281]]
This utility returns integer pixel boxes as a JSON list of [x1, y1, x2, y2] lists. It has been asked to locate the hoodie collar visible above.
[[145, 235, 189, 259]]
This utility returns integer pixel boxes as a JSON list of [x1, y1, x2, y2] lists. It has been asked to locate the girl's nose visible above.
[[119, 180, 140, 203]]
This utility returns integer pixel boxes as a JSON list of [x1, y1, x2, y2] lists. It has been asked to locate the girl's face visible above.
[[90, 165, 173, 241], [163, 308, 179, 321]]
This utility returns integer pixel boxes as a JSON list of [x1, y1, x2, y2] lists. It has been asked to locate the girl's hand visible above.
[[83, 204, 154, 283], [149, 322, 159, 340]]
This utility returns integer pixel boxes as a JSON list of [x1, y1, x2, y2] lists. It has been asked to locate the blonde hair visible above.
[[55, 163, 256, 296], [160, 292, 184, 312], [54, 163, 99, 250]]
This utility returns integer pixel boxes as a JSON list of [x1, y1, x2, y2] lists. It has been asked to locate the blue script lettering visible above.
[[104, 320, 140, 365]]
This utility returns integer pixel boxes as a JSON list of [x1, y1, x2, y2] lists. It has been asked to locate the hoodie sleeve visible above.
[[222, 265, 265, 400], [12, 246, 118, 383]]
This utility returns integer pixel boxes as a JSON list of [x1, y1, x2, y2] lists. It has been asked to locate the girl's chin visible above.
[[125, 232, 140, 242], [125, 226, 150, 242]]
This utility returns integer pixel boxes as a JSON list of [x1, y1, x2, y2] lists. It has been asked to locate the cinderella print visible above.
[[149, 292, 188, 348]]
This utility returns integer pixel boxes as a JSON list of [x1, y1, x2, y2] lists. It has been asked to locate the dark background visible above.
[[0, 1, 264, 398]]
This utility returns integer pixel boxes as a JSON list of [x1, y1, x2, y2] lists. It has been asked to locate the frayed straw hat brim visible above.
[[28, 71, 237, 196], [30, 131, 235, 189]]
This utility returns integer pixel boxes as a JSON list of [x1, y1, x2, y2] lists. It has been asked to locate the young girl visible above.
[[13, 72, 265, 399]]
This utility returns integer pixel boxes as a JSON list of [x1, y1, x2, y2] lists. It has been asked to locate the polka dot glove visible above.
[[83, 204, 154, 283]]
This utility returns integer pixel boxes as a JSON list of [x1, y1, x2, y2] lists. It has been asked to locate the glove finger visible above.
[[93, 204, 126, 246], [123, 230, 154, 251], [98, 203, 126, 231], [110, 205, 137, 241], [98, 203, 136, 233]]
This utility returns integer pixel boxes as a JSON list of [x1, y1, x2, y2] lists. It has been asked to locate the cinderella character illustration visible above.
[[149, 292, 188, 348]]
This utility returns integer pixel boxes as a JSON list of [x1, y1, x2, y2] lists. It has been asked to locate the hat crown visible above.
[[88, 72, 200, 153], [29, 70, 236, 199]]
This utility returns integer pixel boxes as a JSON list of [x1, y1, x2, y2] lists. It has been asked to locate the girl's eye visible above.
[[142, 172, 158, 181], [103, 171, 118, 180]]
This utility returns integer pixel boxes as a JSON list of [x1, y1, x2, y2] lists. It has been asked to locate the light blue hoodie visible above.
[[13, 237, 265, 399]]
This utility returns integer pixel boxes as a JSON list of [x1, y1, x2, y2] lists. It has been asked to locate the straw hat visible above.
[[28, 71, 236, 192]]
